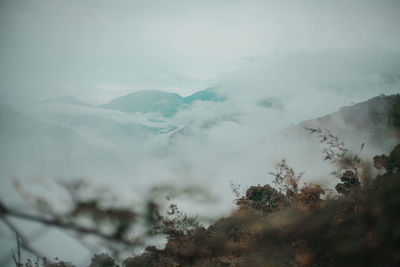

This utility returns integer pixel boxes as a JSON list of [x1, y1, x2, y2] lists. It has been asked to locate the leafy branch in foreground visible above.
[[304, 126, 369, 179], [303, 127, 349, 161], [269, 159, 304, 197], [0, 181, 207, 266]]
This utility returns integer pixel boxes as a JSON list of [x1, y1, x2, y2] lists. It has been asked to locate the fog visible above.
[[1, 0, 400, 103], [1, 0, 400, 265]]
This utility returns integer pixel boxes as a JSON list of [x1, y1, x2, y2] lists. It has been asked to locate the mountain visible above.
[[183, 87, 226, 104], [43, 95, 92, 107], [257, 97, 284, 110], [100, 90, 183, 117], [100, 88, 225, 117], [0, 103, 74, 138], [289, 94, 400, 152]]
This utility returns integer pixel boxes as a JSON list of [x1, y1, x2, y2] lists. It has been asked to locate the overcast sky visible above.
[[1, 0, 400, 105], [1, 2, 400, 264]]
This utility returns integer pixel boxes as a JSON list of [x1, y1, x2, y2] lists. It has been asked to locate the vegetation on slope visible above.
[[2, 137, 399, 266], [1, 94, 400, 267], [124, 142, 400, 267]]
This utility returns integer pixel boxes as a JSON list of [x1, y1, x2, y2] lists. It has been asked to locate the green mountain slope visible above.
[[100, 88, 225, 117]]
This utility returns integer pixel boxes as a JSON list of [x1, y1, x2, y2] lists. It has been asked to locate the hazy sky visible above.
[[1, 1, 400, 264], [1, 0, 400, 104]]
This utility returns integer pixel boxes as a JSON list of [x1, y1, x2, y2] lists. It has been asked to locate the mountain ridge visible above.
[[99, 87, 225, 117], [293, 94, 400, 152], [43, 95, 92, 107]]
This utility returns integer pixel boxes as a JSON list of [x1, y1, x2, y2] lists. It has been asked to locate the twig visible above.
[[0, 215, 45, 260], [0, 201, 133, 246], [11, 234, 21, 266]]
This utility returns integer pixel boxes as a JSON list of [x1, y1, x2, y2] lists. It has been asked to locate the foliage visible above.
[[268, 159, 303, 197], [119, 143, 400, 267], [304, 127, 364, 177], [87, 254, 119, 267], [1, 127, 400, 266]]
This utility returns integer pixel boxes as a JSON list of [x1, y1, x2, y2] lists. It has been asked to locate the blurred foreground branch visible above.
[[0, 202, 134, 246]]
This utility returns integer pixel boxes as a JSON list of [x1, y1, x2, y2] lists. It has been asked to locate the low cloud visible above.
[[1, 0, 400, 264]]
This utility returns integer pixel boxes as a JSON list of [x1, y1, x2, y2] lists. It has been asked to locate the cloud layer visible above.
[[1, 0, 400, 264]]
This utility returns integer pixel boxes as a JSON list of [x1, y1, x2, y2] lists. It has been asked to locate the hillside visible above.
[[183, 88, 226, 104], [0, 103, 74, 138], [123, 144, 400, 267], [122, 95, 400, 266], [100, 88, 225, 117], [101, 94, 400, 266], [300, 94, 399, 135], [286, 94, 400, 153], [42, 95, 92, 107], [1, 94, 400, 267]]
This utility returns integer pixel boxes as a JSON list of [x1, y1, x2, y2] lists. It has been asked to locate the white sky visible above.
[[0, 0, 400, 104], [1, 2, 400, 264]]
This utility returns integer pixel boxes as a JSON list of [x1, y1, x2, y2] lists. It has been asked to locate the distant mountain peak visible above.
[[43, 95, 92, 107], [183, 87, 226, 104], [297, 94, 400, 151], [257, 97, 284, 110], [100, 87, 226, 117]]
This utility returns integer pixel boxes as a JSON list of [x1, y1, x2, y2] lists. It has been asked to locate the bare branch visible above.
[[0, 201, 134, 247], [0, 215, 45, 260]]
